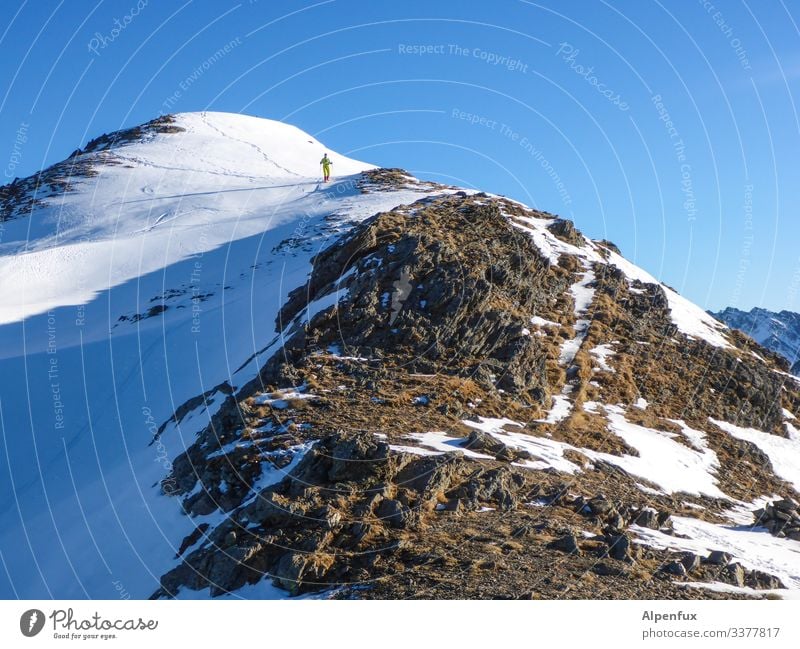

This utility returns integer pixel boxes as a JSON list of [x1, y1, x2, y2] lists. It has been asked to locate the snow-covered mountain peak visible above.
[[86, 111, 373, 180], [0, 113, 383, 328]]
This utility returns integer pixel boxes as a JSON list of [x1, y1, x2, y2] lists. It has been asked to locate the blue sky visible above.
[[1, 0, 798, 311]]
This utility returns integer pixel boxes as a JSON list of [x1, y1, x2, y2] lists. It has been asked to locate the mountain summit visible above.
[[1, 113, 799, 600]]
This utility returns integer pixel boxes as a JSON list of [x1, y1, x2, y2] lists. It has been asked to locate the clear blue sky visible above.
[[1, 0, 799, 312]]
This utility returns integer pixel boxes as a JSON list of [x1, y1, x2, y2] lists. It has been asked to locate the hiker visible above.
[[320, 153, 332, 182]]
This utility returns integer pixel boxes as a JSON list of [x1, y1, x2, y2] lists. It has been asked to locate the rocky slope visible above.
[[713, 307, 800, 375], [152, 170, 800, 600]]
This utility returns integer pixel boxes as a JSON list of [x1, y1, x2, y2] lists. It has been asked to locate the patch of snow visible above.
[[253, 387, 317, 408], [679, 581, 799, 599], [632, 516, 800, 591], [682, 502, 706, 511], [322, 344, 370, 362], [711, 418, 800, 491], [530, 315, 560, 328], [536, 390, 573, 425], [462, 418, 583, 474], [634, 397, 649, 410], [636, 483, 665, 496], [602, 408, 728, 499], [590, 343, 616, 372], [570, 269, 596, 315], [559, 319, 590, 366], [454, 413, 728, 500], [398, 432, 493, 460]]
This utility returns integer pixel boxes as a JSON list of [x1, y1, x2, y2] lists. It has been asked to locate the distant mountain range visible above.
[[712, 307, 800, 375]]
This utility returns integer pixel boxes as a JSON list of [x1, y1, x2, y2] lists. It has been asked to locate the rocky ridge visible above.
[[152, 168, 800, 600]]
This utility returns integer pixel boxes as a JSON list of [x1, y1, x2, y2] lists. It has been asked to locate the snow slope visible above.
[[0, 112, 372, 327]]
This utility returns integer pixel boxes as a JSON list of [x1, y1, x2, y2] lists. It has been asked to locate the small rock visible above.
[[606, 512, 626, 530], [746, 570, 785, 590], [606, 533, 636, 562], [724, 563, 746, 588], [511, 524, 533, 539], [593, 562, 628, 577], [705, 550, 732, 566], [633, 509, 659, 529], [773, 498, 798, 512], [376, 498, 409, 529], [588, 496, 614, 516], [547, 533, 581, 555], [663, 561, 687, 576], [680, 553, 701, 573]]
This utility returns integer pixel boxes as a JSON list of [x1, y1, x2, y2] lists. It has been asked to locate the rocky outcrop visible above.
[[154, 178, 799, 600], [1, 115, 184, 222], [754, 499, 800, 540], [155, 430, 537, 598]]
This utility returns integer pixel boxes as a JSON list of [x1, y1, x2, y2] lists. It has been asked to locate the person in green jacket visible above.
[[320, 153, 332, 182]]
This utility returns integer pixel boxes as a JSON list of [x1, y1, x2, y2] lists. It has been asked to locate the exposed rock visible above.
[[376, 499, 411, 529], [150, 180, 800, 601], [663, 561, 687, 577], [723, 563, 746, 588], [547, 533, 581, 555], [605, 533, 637, 563], [754, 499, 800, 539], [680, 553, 701, 573], [705, 550, 733, 566], [593, 562, 628, 577]]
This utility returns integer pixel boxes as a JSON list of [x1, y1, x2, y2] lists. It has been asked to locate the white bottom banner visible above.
[[1, 599, 799, 647]]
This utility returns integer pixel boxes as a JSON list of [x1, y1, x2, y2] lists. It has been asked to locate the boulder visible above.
[[547, 533, 581, 555], [663, 561, 687, 577], [680, 553, 701, 573], [705, 550, 732, 566]]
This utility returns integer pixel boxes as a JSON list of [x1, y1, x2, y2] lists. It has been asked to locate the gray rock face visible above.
[[605, 533, 637, 563], [680, 553, 701, 572], [754, 499, 800, 539], [270, 196, 570, 406]]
